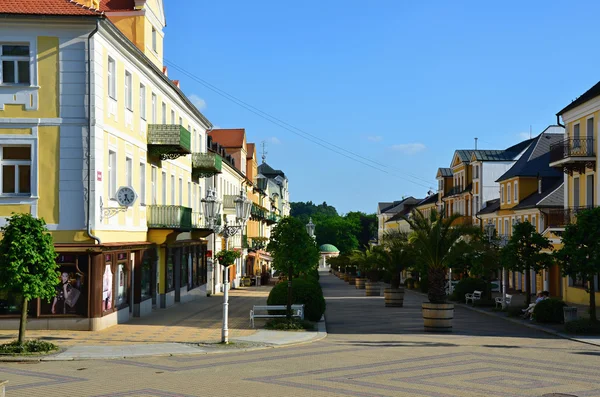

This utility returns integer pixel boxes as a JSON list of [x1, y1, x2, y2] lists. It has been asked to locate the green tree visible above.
[[350, 246, 378, 281], [267, 217, 320, 318], [0, 213, 58, 344], [554, 207, 600, 322], [405, 209, 476, 303], [290, 201, 338, 224], [315, 216, 359, 254], [345, 211, 378, 248], [501, 220, 553, 306], [379, 231, 415, 289]]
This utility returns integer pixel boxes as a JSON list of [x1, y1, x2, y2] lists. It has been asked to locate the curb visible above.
[[0, 317, 328, 362], [406, 289, 600, 348]]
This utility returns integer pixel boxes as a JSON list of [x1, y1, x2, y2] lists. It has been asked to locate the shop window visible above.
[[570, 274, 586, 289], [166, 250, 174, 291], [1, 44, 30, 85], [39, 254, 88, 316], [102, 254, 114, 312], [140, 250, 153, 301], [1, 146, 31, 195], [115, 253, 128, 308]]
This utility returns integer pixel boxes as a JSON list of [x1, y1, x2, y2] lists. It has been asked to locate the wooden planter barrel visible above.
[[343, 274, 349, 282], [384, 287, 404, 307], [355, 278, 366, 289], [365, 281, 380, 296], [347, 276, 356, 285], [422, 302, 454, 332]]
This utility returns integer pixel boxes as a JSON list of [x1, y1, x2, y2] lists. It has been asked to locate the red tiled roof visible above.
[[0, 0, 103, 16], [99, 0, 135, 11], [208, 129, 246, 148]]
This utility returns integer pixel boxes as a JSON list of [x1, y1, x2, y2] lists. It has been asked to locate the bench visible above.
[[465, 290, 482, 305], [495, 294, 512, 308], [250, 304, 304, 328]]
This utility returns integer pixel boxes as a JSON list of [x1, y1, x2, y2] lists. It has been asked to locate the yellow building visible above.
[[0, 0, 221, 330], [549, 81, 600, 305]]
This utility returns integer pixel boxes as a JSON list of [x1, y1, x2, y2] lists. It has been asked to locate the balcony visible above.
[[265, 212, 280, 225], [549, 138, 596, 174], [147, 205, 192, 231], [147, 124, 192, 160], [452, 215, 473, 226], [191, 212, 222, 230], [250, 203, 268, 220], [547, 206, 596, 228], [192, 152, 222, 179], [222, 195, 237, 212], [444, 186, 463, 198]]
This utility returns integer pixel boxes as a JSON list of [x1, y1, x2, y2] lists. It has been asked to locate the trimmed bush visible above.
[[565, 319, 600, 335], [0, 339, 58, 355], [265, 318, 315, 331], [453, 278, 488, 303], [533, 298, 567, 323], [267, 278, 325, 322]]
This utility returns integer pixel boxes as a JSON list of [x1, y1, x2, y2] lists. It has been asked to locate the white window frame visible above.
[[178, 177, 183, 206], [161, 171, 167, 205], [125, 157, 133, 187], [151, 166, 157, 205], [151, 93, 157, 123], [108, 57, 116, 100], [162, 102, 166, 124], [170, 174, 175, 205], [171, 110, 175, 125], [507, 183, 512, 204], [187, 181, 191, 207], [124, 71, 133, 110], [0, 44, 31, 85], [139, 162, 146, 205], [0, 145, 32, 195], [108, 150, 117, 199], [500, 185, 504, 204], [151, 27, 157, 52], [139, 83, 146, 120], [514, 181, 518, 203], [532, 215, 537, 232]]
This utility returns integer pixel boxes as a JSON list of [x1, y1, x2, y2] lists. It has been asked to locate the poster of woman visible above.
[[40, 268, 85, 315], [102, 265, 113, 311]]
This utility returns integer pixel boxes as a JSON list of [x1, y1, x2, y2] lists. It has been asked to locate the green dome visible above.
[[319, 244, 339, 253]]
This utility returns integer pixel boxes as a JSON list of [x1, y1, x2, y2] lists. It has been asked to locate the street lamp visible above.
[[306, 217, 315, 239], [484, 221, 508, 308], [203, 187, 252, 343]]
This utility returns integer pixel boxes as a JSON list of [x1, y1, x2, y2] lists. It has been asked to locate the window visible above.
[[1, 45, 30, 85], [188, 182, 191, 207], [151, 27, 157, 52], [161, 171, 166, 204], [475, 196, 479, 214], [170, 175, 175, 204], [125, 157, 133, 188], [171, 110, 175, 125], [474, 165, 479, 179], [151, 166, 157, 205], [574, 176, 580, 209], [573, 123, 580, 148], [108, 57, 116, 99], [108, 150, 117, 198], [125, 71, 132, 110], [178, 178, 183, 206], [538, 179, 542, 194], [139, 84, 146, 119], [514, 181, 518, 202], [1, 146, 31, 195], [500, 185, 504, 204], [179, 117, 183, 126], [532, 215, 537, 232], [587, 174, 594, 207], [139, 163, 146, 205], [151, 94, 157, 123], [161, 102, 166, 124], [507, 183, 512, 204], [504, 219, 509, 236]]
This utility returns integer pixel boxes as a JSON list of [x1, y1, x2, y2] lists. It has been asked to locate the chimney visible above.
[[172, 80, 180, 88], [162, 66, 168, 77], [474, 137, 478, 150], [74, 0, 100, 10]]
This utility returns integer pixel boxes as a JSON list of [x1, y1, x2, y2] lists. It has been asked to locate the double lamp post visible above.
[[202, 187, 252, 344], [484, 221, 508, 309]]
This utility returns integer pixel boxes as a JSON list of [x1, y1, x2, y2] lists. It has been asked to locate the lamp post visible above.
[[485, 221, 508, 308], [306, 217, 316, 239], [202, 187, 252, 343]]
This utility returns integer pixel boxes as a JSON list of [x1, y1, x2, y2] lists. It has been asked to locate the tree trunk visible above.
[[525, 269, 531, 306], [287, 264, 293, 320], [18, 296, 28, 344], [589, 275, 597, 322], [428, 267, 446, 303]]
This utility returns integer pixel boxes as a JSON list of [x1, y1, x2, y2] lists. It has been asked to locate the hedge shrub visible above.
[[533, 298, 567, 323], [564, 319, 600, 335], [453, 278, 488, 303], [267, 277, 325, 322]]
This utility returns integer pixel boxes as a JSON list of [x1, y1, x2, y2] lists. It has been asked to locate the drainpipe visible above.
[[556, 115, 565, 128], [86, 19, 101, 245]]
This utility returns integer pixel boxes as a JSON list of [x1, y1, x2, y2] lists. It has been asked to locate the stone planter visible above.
[[355, 278, 366, 289], [365, 281, 380, 296], [384, 287, 404, 307], [422, 302, 454, 332]]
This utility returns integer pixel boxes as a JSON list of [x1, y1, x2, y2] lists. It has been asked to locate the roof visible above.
[[455, 138, 535, 165], [557, 80, 600, 116], [0, 0, 103, 16], [477, 199, 500, 215], [496, 130, 564, 182], [258, 162, 285, 178], [438, 168, 453, 177], [319, 244, 339, 253], [208, 129, 245, 148], [417, 193, 438, 208], [513, 179, 564, 210], [99, 0, 135, 12], [385, 197, 423, 222], [379, 197, 417, 214]]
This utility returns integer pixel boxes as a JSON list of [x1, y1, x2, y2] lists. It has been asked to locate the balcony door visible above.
[[587, 174, 594, 208], [573, 177, 580, 210]]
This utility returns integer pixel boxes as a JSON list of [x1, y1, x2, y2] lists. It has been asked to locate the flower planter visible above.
[[384, 287, 404, 307], [422, 302, 454, 332], [355, 278, 366, 289], [365, 281, 380, 296]]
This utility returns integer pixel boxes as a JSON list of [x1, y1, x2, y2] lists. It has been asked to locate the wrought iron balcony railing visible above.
[[549, 138, 595, 164], [147, 205, 192, 231], [191, 212, 222, 230], [547, 206, 596, 228], [192, 152, 222, 178], [147, 124, 192, 160]]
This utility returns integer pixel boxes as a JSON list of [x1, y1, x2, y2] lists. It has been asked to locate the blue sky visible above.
[[164, 0, 598, 214]]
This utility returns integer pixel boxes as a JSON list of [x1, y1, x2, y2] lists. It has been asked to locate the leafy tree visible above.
[[290, 201, 338, 224], [405, 209, 477, 303], [501, 221, 553, 306], [0, 213, 58, 344], [315, 216, 359, 254], [267, 217, 320, 318], [326, 254, 350, 273], [554, 207, 600, 322], [345, 211, 378, 248]]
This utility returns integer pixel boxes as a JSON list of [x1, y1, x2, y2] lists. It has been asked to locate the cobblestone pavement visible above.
[[2, 273, 600, 397], [0, 287, 269, 347]]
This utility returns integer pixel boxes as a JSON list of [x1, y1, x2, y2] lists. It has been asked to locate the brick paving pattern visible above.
[[2, 273, 600, 396]]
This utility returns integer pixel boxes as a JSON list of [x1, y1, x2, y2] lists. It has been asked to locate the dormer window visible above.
[[538, 179, 542, 194]]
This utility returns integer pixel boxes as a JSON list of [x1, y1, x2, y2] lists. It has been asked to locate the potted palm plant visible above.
[[405, 209, 475, 332], [351, 247, 380, 296], [378, 231, 414, 307]]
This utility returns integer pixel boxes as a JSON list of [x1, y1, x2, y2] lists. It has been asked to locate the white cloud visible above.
[[189, 94, 206, 110], [270, 137, 281, 144], [390, 143, 426, 154], [367, 135, 383, 142], [518, 132, 531, 140]]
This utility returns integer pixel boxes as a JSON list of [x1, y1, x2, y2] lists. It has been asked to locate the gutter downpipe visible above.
[[557, 114, 565, 128], [86, 19, 101, 245]]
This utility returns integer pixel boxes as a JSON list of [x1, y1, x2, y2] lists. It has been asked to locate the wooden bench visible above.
[[465, 290, 482, 305], [495, 294, 512, 308], [250, 304, 304, 328]]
